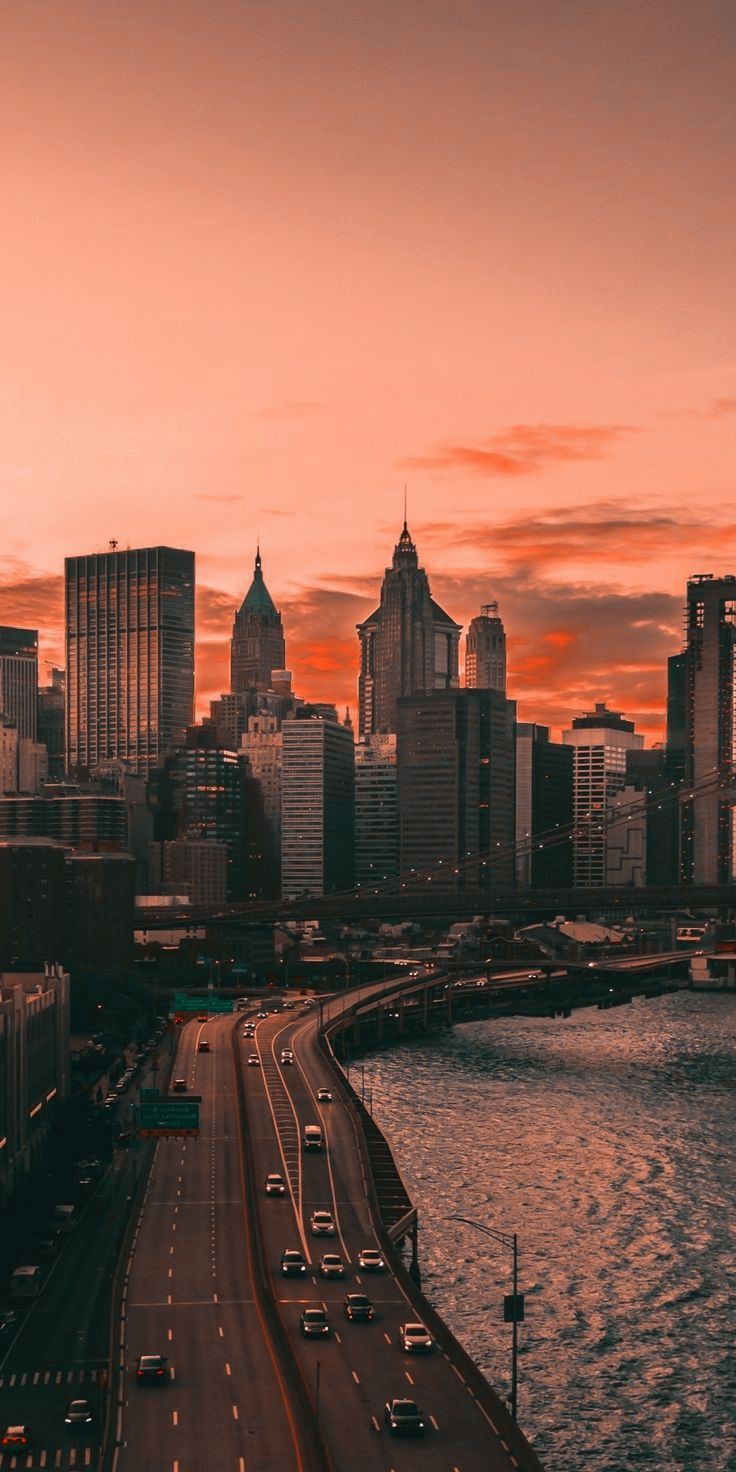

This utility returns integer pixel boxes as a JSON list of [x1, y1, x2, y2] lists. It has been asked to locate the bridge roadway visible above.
[[244, 999, 542, 1472], [115, 1015, 303, 1472]]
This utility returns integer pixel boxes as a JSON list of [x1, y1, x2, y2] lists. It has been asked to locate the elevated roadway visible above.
[[242, 1000, 543, 1472]]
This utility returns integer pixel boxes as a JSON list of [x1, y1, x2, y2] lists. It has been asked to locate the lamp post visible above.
[[447, 1215, 523, 1421]]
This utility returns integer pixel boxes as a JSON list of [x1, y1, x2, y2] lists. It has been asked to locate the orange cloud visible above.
[[403, 422, 638, 476]]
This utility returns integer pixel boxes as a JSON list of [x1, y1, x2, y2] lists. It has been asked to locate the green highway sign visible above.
[[137, 1101, 200, 1136], [140, 1088, 161, 1101], [172, 994, 233, 1014]]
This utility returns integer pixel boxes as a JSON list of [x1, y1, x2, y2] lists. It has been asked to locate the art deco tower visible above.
[[465, 602, 507, 692], [230, 548, 286, 693], [357, 521, 461, 736]]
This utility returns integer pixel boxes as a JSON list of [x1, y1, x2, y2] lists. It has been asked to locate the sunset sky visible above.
[[1, 0, 735, 739]]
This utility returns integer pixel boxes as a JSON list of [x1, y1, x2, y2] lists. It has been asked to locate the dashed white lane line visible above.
[[351, 1370, 360, 1384], [475, 1401, 499, 1433], [232, 1404, 239, 1420], [383, 1332, 391, 1345], [405, 1371, 414, 1385], [218, 1325, 224, 1337], [172, 1410, 178, 1426], [429, 1415, 440, 1431], [168, 1328, 173, 1341], [371, 1415, 380, 1431], [225, 1362, 232, 1376], [239, 1460, 245, 1472], [334, 1330, 341, 1343]]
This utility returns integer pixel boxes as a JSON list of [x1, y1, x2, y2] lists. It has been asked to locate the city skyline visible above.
[[1, 1, 735, 739]]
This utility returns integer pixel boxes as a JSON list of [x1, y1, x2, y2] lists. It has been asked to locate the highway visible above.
[[243, 999, 542, 1472], [115, 1016, 303, 1472]]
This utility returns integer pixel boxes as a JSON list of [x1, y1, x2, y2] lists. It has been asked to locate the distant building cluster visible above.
[[0, 531, 734, 963]]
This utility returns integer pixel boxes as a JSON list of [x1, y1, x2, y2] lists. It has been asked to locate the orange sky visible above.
[[1, 0, 735, 740]]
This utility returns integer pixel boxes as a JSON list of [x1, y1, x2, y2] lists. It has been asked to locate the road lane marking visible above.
[[371, 1416, 380, 1430], [39, 1454, 47, 1468], [475, 1402, 498, 1432], [239, 1460, 245, 1472], [172, 1411, 178, 1426], [168, 1329, 173, 1340], [383, 1332, 391, 1344], [232, 1404, 239, 1420], [167, 1295, 172, 1305], [351, 1370, 360, 1384], [225, 1362, 232, 1375], [334, 1330, 341, 1343], [429, 1415, 439, 1430], [218, 1325, 224, 1337], [405, 1371, 414, 1385], [168, 1268, 173, 1278]]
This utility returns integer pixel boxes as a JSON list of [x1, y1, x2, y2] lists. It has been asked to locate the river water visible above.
[[359, 991, 735, 1472]]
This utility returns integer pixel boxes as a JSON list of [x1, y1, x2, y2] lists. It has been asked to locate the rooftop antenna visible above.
[[403, 484, 408, 532], [109, 538, 118, 551]]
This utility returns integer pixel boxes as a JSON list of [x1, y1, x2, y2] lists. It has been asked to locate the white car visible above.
[[399, 1322, 433, 1353], [357, 1247, 384, 1272], [310, 1210, 336, 1237], [316, 1087, 332, 1103], [265, 1173, 286, 1196], [247, 1054, 260, 1067], [280, 1050, 294, 1066], [319, 1253, 345, 1279]]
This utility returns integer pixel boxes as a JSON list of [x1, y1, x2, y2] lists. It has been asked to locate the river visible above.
[[359, 991, 735, 1472]]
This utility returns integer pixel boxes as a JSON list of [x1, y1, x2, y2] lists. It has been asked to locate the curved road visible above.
[[244, 1002, 535, 1472]]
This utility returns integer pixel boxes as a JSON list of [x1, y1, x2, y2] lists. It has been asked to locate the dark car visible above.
[[343, 1293, 374, 1322], [1, 1427, 31, 1449], [280, 1249, 307, 1277], [0, 1310, 18, 1335], [384, 1398, 425, 1435], [197, 1040, 210, 1053], [172, 1079, 187, 1093], [265, 1173, 286, 1196], [319, 1253, 345, 1279], [135, 1354, 167, 1383], [300, 1307, 330, 1338], [64, 1399, 94, 1430]]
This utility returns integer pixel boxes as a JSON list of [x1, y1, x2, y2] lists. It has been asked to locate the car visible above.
[[319, 1253, 345, 1279], [280, 1250, 307, 1277], [265, 1173, 286, 1196], [172, 1079, 187, 1093], [1, 1427, 31, 1449], [64, 1398, 94, 1429], [316, 1088, 332, 1103], [300, 1307, 330, 1338], [136, 1354, 167, 1383], [399, 1322, 433, 1353], [384, 1398, 425, 1435], [75, 1175, 94, 1191], [197, 1040, 210, 1053], [197, 1013, 208, 1022], [257, 1010, 267, 1019], [358, 1247, 384, 1271], [280, 1050, 294, 1065], [0, 1310, 18, 1335], [115, 1079, 127, 1093], [283, 1002, 295, 1010], [247, 1054, 261, 1067], [104, 1092, 117, 1105], [243, 1027, 255, 1038], [343, 1293, 374, 1321], [310, 1210, 336, 1236]]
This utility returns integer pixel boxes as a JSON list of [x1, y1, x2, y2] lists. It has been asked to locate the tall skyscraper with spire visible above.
[[357, 520, 461, 736], [230, 548, 286, 693]]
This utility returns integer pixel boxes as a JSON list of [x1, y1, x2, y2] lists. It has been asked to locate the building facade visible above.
[[0, 965, 70, 1208], [65, 545, 195, 774], [0, 627, 38, 741], [677, 575, 736, 884], [465, 602, 507, 692], [177, 726, 244, 899], [281, 716, 355, 898], [515, 723, 573, 887], [230, 548, 286, 693], [397, 689, 516, 890], [562, 703, 644, 886], [0, 793, 127, 848], [357, 522, 461, 736], [38, 668, 66, 780], [355, 734, 398, 886]]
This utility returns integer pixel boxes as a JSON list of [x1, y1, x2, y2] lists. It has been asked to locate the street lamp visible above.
[[447, 1214, 523, 1421]]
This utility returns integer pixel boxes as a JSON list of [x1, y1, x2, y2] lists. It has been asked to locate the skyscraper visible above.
[[230, 548, 286, 693], [679, 574, 736, 883], [515, 723, 573, 887], [465, 602, 507, 692], [0, 627, 38, 741], [357, 521, 461, 736], [65, 546, 194, 775], [562, 703, 643, 886], [397, 688, 516, 890], [281, 714, 354, 899], [355, 734, 398, 886]]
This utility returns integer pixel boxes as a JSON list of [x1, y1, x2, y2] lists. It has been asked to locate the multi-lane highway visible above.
[[243, 1000, 541, 1472], [115, 1016, 304, 1472]]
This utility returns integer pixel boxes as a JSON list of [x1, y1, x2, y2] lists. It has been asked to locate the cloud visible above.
[[403, 422, 638, 476], [704, 396, 736, 418], [255, 400, 322, 419], [195, 493, 244, 504]]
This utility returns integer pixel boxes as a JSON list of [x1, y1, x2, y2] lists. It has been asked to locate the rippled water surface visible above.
[[360, 992, 736, 1471]]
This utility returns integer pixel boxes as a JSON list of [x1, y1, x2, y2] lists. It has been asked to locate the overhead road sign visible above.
[[171, 994, 233, 1014], [136, 1101, 200, 1137]]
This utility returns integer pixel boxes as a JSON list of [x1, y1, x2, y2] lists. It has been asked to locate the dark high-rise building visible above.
[[66, 853, 135, 968], [65, 546, 195, 775], [515, 724, 573, 887], [0, 839, 67, 969], [397, 689, 516, 890], [625, 747, 679, 886], [678, 575, 736, 883], [355, 734, 398, 886], [37, 668, 66, 780], [177, 726, 245, 899], [0, 627, 38, 741], [666, 652, 687, 785], [357, 522, 461, 737], [281, 714, 355, 899], [465, 602, 507, 692], [230, 548, 286, 693]]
